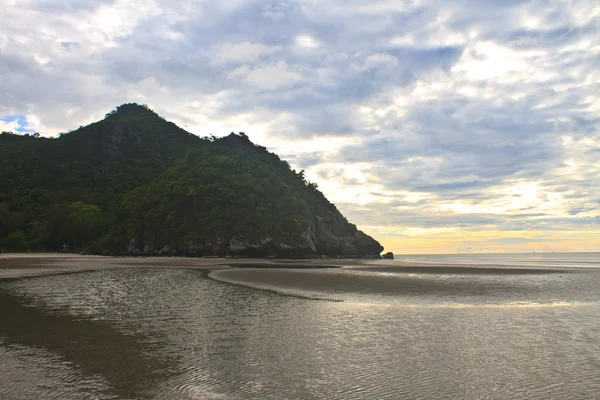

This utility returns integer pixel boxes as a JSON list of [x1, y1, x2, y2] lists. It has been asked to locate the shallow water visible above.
[[1, 253, 600, 399]]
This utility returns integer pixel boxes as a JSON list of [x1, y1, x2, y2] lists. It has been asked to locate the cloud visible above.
[[1, 0, 599, 252], [0, 115, 34, 133], [212, 41, 280, 64], [228, 61, 303, 90]]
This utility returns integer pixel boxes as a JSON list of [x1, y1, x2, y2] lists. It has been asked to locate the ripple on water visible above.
[[1, 267, 600, 399], [0, 339, 115, 400]]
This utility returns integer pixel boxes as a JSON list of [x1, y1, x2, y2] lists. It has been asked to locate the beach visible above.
[[1, 253, 599, 399]]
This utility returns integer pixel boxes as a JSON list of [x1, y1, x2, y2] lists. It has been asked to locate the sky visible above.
[[1, 0, 599, 254]]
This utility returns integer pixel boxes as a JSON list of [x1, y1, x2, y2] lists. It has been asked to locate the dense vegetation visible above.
[[0, 103, 383, 257]]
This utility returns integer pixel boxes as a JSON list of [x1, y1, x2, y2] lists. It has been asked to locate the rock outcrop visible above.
[[313, 212, 383, 257], [382, 252, 394, 260], [125, 219, 384, 259]]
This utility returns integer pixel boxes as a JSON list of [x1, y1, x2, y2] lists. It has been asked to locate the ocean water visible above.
[[1, 253, 599, 399]]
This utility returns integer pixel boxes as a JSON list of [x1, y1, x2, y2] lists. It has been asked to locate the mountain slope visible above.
[[0, 103, 383, 258]]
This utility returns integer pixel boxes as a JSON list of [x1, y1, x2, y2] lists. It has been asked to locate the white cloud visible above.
[[230, 62, 303, 90], [213, 41, 280, 64], [295, 35, 319, 48], [0, 120, 20, 132], [452, 41, 533, 81]]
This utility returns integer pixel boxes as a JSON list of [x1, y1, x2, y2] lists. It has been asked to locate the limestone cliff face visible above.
[[100, 124, 124, 170], [127, 210, 384, 259], [129, 223, 384, 259], [313, 212, 383, 257]]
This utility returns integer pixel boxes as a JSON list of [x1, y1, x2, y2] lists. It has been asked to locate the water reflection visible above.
[[0, 287, 175, 399], [1, 267, 600, 399]]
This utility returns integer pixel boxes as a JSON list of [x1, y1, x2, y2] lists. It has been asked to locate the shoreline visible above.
[[1, 253, 594, 307], [0, 253, 362, 281], [1, 253, 581, 281]]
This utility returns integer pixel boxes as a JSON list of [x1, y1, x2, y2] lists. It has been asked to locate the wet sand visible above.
[[350, 265, 571, 275], [1, 254, 580, 304], [0, 254, 209, 281], [0, 254, 350, 281], [0, 289, 174, 399], [209, 267, 553, 300], [209, 260, 580, 303]]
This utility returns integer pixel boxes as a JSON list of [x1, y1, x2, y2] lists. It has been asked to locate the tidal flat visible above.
[[1, 253, 599, 399]]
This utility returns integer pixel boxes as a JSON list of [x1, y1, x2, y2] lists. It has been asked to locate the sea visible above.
[[1, 252, 599, 399]]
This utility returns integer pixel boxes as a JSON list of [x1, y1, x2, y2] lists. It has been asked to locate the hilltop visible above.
[[0, 103, 383, 258]]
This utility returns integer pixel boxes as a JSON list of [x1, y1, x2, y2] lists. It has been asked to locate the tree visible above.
[[5, 231, 27, 252], [29, 220, 50, 250], [69, 201, 103, 249]]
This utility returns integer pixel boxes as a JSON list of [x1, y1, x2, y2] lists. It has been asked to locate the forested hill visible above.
[[0, 103, 384, 258]]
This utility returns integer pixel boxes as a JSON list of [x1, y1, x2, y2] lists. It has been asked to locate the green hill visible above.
[[0, 103, 383, 258]]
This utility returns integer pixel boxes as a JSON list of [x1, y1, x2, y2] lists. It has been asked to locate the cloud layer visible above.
[[2, 0, 599, 253]]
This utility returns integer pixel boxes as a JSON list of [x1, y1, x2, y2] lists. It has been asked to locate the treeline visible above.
[[0, 201, 105, 252]]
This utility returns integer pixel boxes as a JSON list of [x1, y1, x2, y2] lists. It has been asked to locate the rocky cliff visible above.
[[127, 212, 383, 259]]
